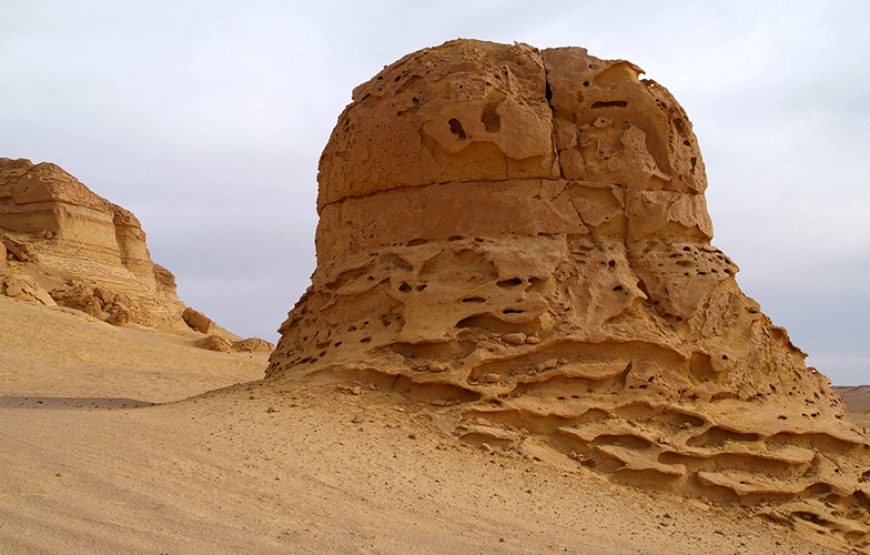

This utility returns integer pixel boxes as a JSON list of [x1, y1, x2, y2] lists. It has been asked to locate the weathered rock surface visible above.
[[195, 334, 233, 353], [0, 159, 185, 327], [233, 337, 275, 353], [193, 332, 275, 355], [183, 307, 214, 334], [2, 273, 55, 306], [3, 236, 31, 262], [267, 40, 869, 552], [0, 158, 273, 352]]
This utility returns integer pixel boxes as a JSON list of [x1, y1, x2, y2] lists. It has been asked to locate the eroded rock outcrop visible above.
[[0, 158, 273, 353], [183, 307, 214, 334], [0, 159, 186, 327], [193, 335, 276, 354], [195, 334, 233, 353], [233, 337, 275, 353], [266, 40, 869, 551]]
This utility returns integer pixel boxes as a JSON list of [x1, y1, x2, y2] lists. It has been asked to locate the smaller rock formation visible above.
[[232, 337, 275, 353], [0, 158, 186, 327], [191, 330, 275, 354], [49, 280, 134, 325], [0, 158, 273, 353], [195, 334, 233, 353], [183, 307, 214, 334], [2, 274, 55, 306], [2, 236, 30, 262]]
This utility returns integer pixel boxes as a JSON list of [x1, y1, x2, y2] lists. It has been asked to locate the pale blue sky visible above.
[[1, 0, 868, 384]]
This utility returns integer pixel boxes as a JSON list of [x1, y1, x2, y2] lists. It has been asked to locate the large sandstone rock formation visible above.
[[266, 40, 869, 550], [0, 158, 272, 353], [0, 158, 186, 327]]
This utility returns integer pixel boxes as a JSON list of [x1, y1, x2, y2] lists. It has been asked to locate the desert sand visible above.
[[0, 295, 850, 554], [1, 38, 868, 554], [835, 386, 870, 430]]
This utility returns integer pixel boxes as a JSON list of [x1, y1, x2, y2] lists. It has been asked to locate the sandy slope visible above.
[[0, 296, 849, 554], [834, 386, 870, 430], [0, 296, 265, 403]]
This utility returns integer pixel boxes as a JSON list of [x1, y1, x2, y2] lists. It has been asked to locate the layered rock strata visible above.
[[266, 40, 869, 551], [0, 158, 272, 352], [0, 159, 185, 327]]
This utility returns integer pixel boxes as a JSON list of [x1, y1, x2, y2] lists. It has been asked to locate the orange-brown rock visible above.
[[267, 40, 869, 551], [192, 334, 274, 354], [182, 307, 214, 334], [2, 236, 31, 262], [0, 159, 188, 327], [49, 279, 134, 325], [181, 307, 274, 350], [195, 334, 233, 353], [2, 274, 55, 306], [233, 337, 275, 353]]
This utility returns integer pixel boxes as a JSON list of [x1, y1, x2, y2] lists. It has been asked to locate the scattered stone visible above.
[[502, 332, 527, 345], [2, 236, 30, 262], [182, 307, 213, 334], [3, 275, 55, 306], [232, 337, 275, 353], [194, 334, 233, 353], [536, 359, 559, 372]]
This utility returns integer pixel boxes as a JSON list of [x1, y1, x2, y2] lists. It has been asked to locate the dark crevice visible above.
[[591, 100, 628, 109], [318, 176, 620, 213], [540, 55, 565, 181], [448, 118, 467, 140], [481, 104, 501, 132]]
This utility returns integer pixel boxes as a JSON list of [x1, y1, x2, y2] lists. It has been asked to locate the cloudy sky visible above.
[[2, 1, 868, 384]]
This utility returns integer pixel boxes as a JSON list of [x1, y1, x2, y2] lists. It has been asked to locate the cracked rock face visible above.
[[268, 40, 869, 551]]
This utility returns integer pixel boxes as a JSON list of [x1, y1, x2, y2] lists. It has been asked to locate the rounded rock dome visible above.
[[269, 40, 870, 552]]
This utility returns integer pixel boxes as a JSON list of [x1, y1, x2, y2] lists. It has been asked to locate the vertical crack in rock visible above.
[[541, 53, 565, 181], [267, 39, 870, 553]]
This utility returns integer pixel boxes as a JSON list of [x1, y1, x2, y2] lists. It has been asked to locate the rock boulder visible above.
[[266, 39, 869, 551]]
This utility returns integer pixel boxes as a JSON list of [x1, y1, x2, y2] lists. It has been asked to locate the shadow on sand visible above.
[[0, 396, 155, 409]]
